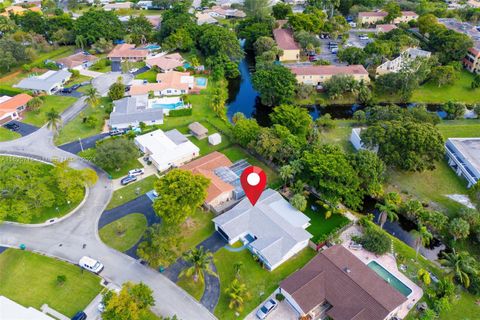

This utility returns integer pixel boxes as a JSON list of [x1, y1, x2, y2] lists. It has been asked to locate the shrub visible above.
[[169, 108, 193, 117], [56, 275, 67, 286], [354, 224, 391, 255], [275, 293, 285, 301]]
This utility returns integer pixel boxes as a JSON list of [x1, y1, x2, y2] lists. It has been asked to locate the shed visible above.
[[188, 122, 208, 139], [208, 133, 222, 145]]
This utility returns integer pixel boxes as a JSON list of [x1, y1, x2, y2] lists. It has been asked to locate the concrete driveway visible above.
[[3, 120, 39, 137], [244, 293, 299, 320]]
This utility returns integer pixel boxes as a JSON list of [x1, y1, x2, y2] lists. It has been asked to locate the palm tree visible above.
[[85, 87, 100, 108], [179, 246, 216, 283], [27, 97, 43, 112], [411, 226, 433, 259], [376, 203, 398, 229], [46, 109, 62, 134], [279, 164, 294, 188], [225, 278, 250, 312], [439, 249, 478, 288]]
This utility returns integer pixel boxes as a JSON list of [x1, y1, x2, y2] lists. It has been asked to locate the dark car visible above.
[[71, 84, 81, 90], [61, 87, 73, 93], [71, 311, 87, 320], [5, 122, 19, 131], [121, 175, 137, 185]]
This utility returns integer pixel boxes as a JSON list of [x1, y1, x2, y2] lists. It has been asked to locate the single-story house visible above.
[[107, 44, 149, 62], [204, 5, 246, 19], [376, 47, 431, 76], [0, 5, 41, 16], [446, 138, 480, 188], [196, 12, 218, 25], [56, 51, 99, 70], [0, 296, 53, 320], [376, 24, 397, 33], [146, 53, 184, 72], [134, 129, 199, 172], [103, 1, 132, 10], [108, 94, 164, 129], [181, 151, 235, 208], [289, 65, 370, 86], [208, 133, 221, 145], [146, 15, 161, 29], [188, 121, 208, 139], [273, 26, 300, 62], [14, 70, 72, 95], [128, 71, 193, 96], [358, 11, 418, 25], [280, 245, 407, 320], [213, 189, 313, 270], [0, 93, 33, 125]]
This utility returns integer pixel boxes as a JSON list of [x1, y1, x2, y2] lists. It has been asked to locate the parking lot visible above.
[[347, 29, 374, 49]]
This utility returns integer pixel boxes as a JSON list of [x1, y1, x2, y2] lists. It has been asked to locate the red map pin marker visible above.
[[240, 166, 267, 206]]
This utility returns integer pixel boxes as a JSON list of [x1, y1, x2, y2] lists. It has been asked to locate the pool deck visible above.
[[340, 225, 423, 319]]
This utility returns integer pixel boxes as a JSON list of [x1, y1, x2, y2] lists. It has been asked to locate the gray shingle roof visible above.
[[213, 189, 312, 267], [165, 129, 188, 145], [15, 70, 72, 92], [109, 95, 163, 126]]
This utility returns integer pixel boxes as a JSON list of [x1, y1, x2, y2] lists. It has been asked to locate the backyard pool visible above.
[[195, 77, 207, 87], [149, 97, 185, 113], [151, 101, 184, 110], [367, 261, 412, 297], [141, 44, 161, 50]]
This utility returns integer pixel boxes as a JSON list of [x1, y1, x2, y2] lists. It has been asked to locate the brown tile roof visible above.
[[108, 44, 148, 59], [146, 16, 161, 27], [146, 53, 184, 71], [273, 28, 300, 51], [289, 65, 368, 76], [56, 52, 98, 69], [376, 24, 397, 33], [129, 71, 191, 95], [181, 151, 234, 204], [280, 245, 407, 320], [0, 94, 32, 118], [358, 11, 387, 18]]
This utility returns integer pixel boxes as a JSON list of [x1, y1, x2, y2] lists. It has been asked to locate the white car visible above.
[[79, 256, 104, 274], [128, 168, 145, 176], [98, 302, 105, 313], [130, 68, 139, 73], [359, 34, 369, 40], [256, 299, 278, 319]]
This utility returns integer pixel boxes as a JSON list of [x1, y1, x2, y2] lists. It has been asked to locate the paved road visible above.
[[0, 106, 216, 319], [92, 72, 133, 97], [59, 133, 109, 154], [132, 66, 150, 76], [3, 120, 39, 137]]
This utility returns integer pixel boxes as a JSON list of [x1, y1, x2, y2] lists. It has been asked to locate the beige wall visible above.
[[279, 49, 300, 62], [295, 73, 370, 85], [207, 191, 233, 208], [359, 14, 417, 25]]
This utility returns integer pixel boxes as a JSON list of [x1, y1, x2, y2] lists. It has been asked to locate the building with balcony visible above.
[[445, 138, 480, 187]]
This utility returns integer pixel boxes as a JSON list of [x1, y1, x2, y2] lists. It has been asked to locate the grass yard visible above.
[[55, 97, 111, 145], [386, 160, 469, 216], [437, 119, 480, 138], [0, 127, 20, 141], [303, 198, 350, 243], [22, 95, 78, 127], [0, 249, 102, 318], [179, 209, 215, 255], [66, 75, 92, 87], [222, 145, 281, 188], [176, 275, 205, 301], [107, 175, 158, 210], [99, 213, 148, 252], [173, 121, 233, 156], [411, 70, 480, 104], [318, 120, 356, 152], [78, 148, 143, 179], [136, 69, 157, 83], [213, 247, 316, 319], [89, 58, 111, 73]]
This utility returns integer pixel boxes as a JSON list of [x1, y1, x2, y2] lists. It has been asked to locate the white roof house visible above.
[[0, 296, 53, 320], [376, 48, 431, 76], [213, 189, 313, 270], [14, 70, 72, 95], [108, 95, 164, 129], [134, 129, 199, 172], [446, 138, 480, 188]]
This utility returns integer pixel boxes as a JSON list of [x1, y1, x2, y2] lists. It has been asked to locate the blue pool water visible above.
[[367, 261, 412, 297], [184, 62, 191, 69], [142, 45, 160, 50], [196, 77, 207, 86], [151, 102, 183, 110]]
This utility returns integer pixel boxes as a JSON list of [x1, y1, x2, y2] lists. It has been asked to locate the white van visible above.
[[79, 256, 104, 274]]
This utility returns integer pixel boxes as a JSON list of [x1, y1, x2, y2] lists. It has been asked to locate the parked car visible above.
[[121, 175, 137, 185], [256, 299, 278, 319], [71, 311, 87, 320], [359, 34, 369, 40], [328, 41, 338, 48], [349, 22, 357, 28], [79, 256, 104, 274], [61, 87, 73, 93], [130, 68, 139, 73], [98, 302, 105, 313], [109, 129, 124, 136], [4, 122, 19, 131], [331, 48, 338, 54], [128, 168, 145, 176]]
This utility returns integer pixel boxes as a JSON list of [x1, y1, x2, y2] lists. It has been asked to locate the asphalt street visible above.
[[59, 133, 109, 154]]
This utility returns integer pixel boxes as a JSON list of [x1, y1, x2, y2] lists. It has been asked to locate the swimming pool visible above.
[[196, 77, 207, 86], [142, 45, 160, 50], [367, 261, 412, 297], [151, 102, 184, 110]]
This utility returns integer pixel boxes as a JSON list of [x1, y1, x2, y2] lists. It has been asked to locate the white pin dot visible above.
[[247, 172, 260, 186]]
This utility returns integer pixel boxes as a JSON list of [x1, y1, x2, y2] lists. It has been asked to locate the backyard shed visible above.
[[189, 122, 208, 139], [208, 133, 221, 145]]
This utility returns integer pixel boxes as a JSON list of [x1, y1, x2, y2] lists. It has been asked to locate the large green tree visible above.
[[94, 138, 140, 171], [361, 121, 445, 172], [232, 114, 261, 147], [102, 282, 154, 320], [270, 104, 313, 137], [153, 169, 209, 226], [137, 224, 183, 267], [252, 64, 297, 106], [74, 9, 125, 44]]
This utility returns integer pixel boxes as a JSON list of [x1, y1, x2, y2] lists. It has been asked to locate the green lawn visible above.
[[22, 95, 78, 127], [89, 58, 111, 73], [176, 275, 205, 301], [0, 249, 102, 318], [386, 160, 469, 216], [179, 209, 215, 255], [221, 145, 281, 189], [107, 175, 158, 210], [213, 247, 316, 319], [136, 69, 157, 83], [66, 75, 92, 87], [411, 70, 480, 104], [318, 120, 356, 152], [99, 213, 147, 252], [174, 121, 233, 156], [55, 97, 111, 145], [437, 119, 480, 138], [0, 127, 20, 141], [303, 198, 350, 243]]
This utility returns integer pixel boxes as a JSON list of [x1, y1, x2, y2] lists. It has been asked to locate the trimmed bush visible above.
[[169, 108, 193, 117]]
